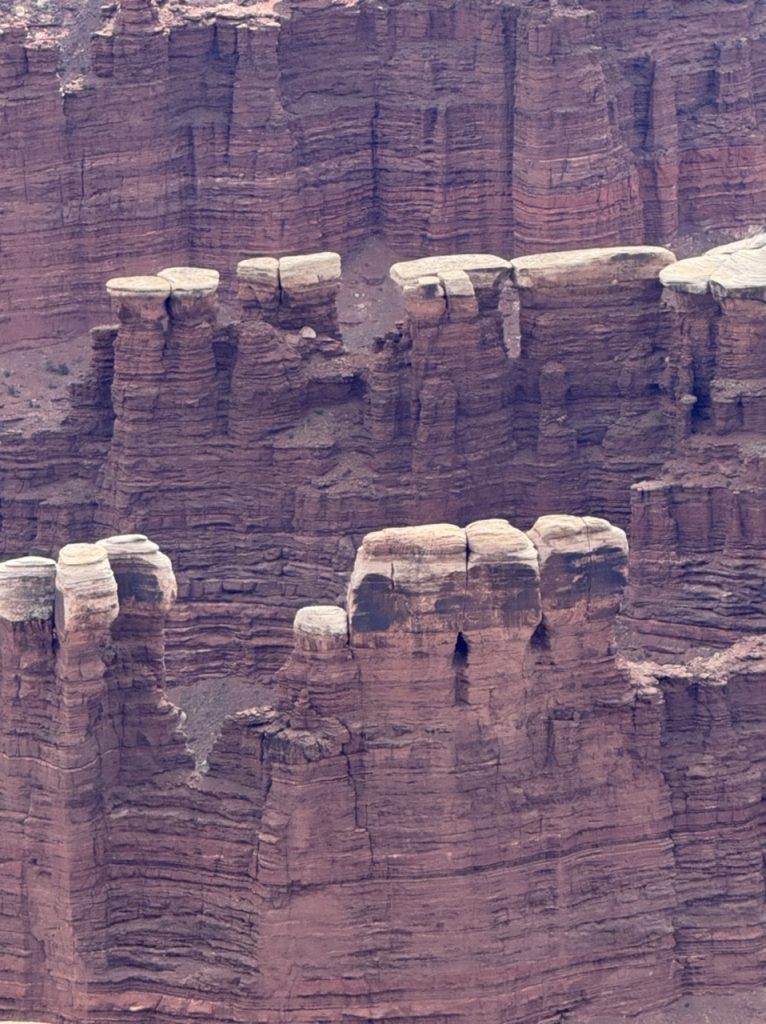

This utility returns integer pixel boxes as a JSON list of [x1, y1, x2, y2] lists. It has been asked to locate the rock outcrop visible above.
[[0, 516, 686, 1024], [5, 233, 766, 1020], [0, 245, 683, 690], [0, 534, 190, 1020], [626, 234, 766, 653], [3, 0, 766, 349]]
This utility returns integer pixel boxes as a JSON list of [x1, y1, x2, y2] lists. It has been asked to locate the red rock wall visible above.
[[5, 235, 766, 1020], [4, 0, 766, 348], [0, 518, 683, 1024], [46, 246, 673, 688]]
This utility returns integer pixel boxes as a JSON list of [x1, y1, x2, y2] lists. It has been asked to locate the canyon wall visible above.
[[0, 517, 684, 1024], [3, 233, 766, 1018], [4, 0, 766, 348], [0, 244, 681, 693]]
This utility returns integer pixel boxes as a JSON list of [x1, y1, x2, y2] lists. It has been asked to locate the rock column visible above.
[[0, 557, 57, 1012]]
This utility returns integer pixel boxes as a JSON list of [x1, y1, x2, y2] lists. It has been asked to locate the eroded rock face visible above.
[[626, 235, 766, 653], [4, 234, 766, 1021], [4, 244, 673, 689], [0, 517, 683, 1024], [3, 0, 766, 348], [0, 534, 191, 1020]]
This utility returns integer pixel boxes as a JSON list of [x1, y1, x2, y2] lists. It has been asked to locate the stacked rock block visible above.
[[237, 251, 342, 340], [386, 254, 515, 519], [506, 245, 678, 522]]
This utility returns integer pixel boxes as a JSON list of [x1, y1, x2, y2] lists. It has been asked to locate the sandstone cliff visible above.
[[3, 0, 766, 349], [0, 244, 682, 697], [3, 233, 766, 1020], [0, 517, 685, 1024]]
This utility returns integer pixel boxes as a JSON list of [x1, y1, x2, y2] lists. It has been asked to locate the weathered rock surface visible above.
[[0, 517, 686, 1024], [5, 231, 766, 1021], [3, 0, 766, 349], [625, 234, 766, 653], [0, 245, 683, 688]]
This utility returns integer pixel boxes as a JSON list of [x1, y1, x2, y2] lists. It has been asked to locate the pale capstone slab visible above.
[[511, 246, 675, 289], [55, 543, 119, 633], [157, 266, 220, 297], [527, 514, 628, 566], [106, 275, 171, 299], [466, 518, 538, 567], [660, 232, 766, 300], [294, 605, 348, 638], [390, 253, 509, 288], [0, 555, 56, 622], [279, 252, 341, 291]]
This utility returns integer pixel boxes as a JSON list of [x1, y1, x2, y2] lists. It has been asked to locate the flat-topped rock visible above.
[[511, 246, 675, 289], [294, 605, 349, 652], [660, 233, 766, 300], [279, 252, 342, 292], [98, 533, 176, 612], [294, 605, 348, 638], [157, 267, 220, 297], [0, 555, 56, 622], [237, 257, 280, 305], [106, 275, 170, 320], [465, 520, 541, 635], [360, 523, 466, 561], [390, 253, 509, 288], [466, 518, 538, 567], [157, 266, 219, 322], [98, 533, 160, 556], [349, 524, 467, 636], [528, 514, 627, 564], [55, 542, 119, 634], [527, 515, 628, 625], [106, 275, 171, 299]]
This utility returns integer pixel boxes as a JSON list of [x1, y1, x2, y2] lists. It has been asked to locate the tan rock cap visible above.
[[660, 233, 766, 301], [527, 514, 627, 566], [466, 518, 538, 567], [279, 252, 341, 293], [294, 605, 349, 651], [0, 555, 56, 622], [511, 246, 675, 289], [157, 266, 220, 297], [294, 604, 349, 637], [97, 533, 176, 612], [237, 256, 280, 304], [55, 542, 119, 633], [390, 253, 509, 288], [106, 275, 170, 321]]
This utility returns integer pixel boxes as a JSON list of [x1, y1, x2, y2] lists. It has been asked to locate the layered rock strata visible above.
[[0, 245, 675, 688], [4, 0, 766, 348], [0, 516, 686, 1024], [0, 534, 190, 1020], [626, 234, 766, 652]]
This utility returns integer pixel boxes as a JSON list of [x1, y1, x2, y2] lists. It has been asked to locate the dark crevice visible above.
[[453, 631, 470, 704], [530, 618, 550, 651]]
